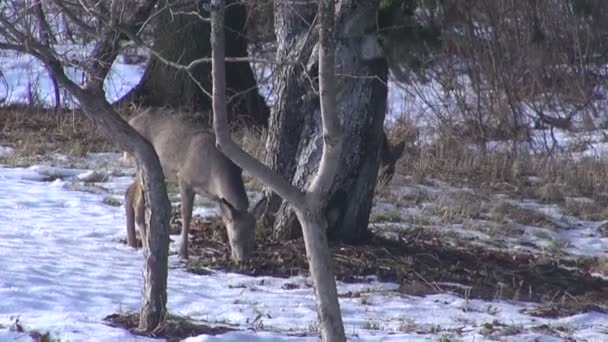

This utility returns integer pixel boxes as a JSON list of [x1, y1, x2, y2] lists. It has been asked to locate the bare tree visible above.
[[210, 0, 345, 340], [390, 0, 608, 152], [0, 1, 172, 332]]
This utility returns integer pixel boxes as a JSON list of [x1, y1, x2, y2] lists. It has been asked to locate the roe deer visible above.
[[124, 111, 255, 262]]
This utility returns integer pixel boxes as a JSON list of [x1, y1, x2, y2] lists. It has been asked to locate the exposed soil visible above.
[[103, 312, 237, 341], [170, 214, 608, 318]]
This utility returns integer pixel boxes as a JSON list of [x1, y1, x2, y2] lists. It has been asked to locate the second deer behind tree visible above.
[[124, 110, 256, 262]]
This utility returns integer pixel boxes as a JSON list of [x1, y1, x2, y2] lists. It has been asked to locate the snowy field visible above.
[[0, 155, 607, 341], [1, 46, 608, 341]]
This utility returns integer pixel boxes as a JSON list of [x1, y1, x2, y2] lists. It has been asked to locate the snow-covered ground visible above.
[[0, 156, 607, 342]]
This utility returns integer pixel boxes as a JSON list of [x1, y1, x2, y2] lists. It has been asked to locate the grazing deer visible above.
[[124, 111, 255, 262]]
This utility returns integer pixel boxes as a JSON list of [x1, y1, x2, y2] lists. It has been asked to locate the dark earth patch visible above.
[[103, 312, 236, 341], [174, 214, 608, 317]]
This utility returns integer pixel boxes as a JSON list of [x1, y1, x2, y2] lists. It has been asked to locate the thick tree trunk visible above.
[[117, 0, 269, 126], [259, 1, 388, 242]]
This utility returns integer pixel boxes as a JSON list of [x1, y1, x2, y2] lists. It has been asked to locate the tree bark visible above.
[[117, 0, 269, 126], [253, 0, 319, 228], [83, 95, 171, 333], [259, 0, 388, 242], [51, 77, 172, 333], [6, 0, 174, 331], [210, 1, 346, 339]]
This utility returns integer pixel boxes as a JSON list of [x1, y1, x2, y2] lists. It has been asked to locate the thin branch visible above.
[[186, 69, 213, 99], [136, 2, 170, 37], [84, 0, 159, 88], [33, 0, 57, 44], [170, 10, 211, 22], [33, 0, 61, 112], [50, 0, 96, 36]]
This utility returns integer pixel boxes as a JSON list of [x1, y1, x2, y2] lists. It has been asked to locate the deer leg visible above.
[[134, 183, 146, 249], [124, 181, 138, 248], [178, 180, 195, 259]]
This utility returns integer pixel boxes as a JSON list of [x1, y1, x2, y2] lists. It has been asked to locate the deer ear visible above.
[[219, 198, 236, 221]]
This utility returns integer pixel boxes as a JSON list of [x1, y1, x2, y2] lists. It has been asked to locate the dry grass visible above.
[[0, 105, 114, 163], [388, 123, 608, 211], [587, 257, 608, 277], [490, 201, 557, 229], [420, 189, 488, 223], [369, 210, 403, 223], [535, 183, 566, 203], [6, 317, 58, 342], [561, 198, 608, 221]]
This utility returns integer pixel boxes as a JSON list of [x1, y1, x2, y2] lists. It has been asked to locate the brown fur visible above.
[[124, 110, 255, 262], [124, 180, 145, 248]]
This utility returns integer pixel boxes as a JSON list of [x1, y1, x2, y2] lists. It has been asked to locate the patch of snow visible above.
[[0, 49, 144, 108], [1, 164, 607, 341], [0, 146, 15, 158]]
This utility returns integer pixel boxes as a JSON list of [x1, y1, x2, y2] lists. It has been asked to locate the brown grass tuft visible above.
[[491, 201, 557, 228], [535, 183, 565, 203], [562, 198, 608, 221], [420, 189, 487, 223], [391, 125, 608, 208], [0, 105, 114, 161]]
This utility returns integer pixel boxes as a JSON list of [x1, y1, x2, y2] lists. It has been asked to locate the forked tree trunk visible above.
[[209, 0, 346, 340], [259, 0, 388, 242], [118, 0, 269, 126]]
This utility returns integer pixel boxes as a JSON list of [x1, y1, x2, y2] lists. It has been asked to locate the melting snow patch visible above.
[[0, 146, 15, 158]]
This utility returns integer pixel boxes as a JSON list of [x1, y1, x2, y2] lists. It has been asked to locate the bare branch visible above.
[[308, 0, 343, 198], [33, 0, 57, 44], [32, 0, 61, 112], [50, 0, 96, 37], [84, 0, 159, 89]]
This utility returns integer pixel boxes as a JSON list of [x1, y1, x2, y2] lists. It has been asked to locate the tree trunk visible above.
[[210, 1, 346, 339], [117, 0, 269, 126], [66, 88, 172, 332], [252, 0, 319, 228], [294, 205, 345, 341], [6, 0, 173, 333], [259, 0, 388, 242]]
